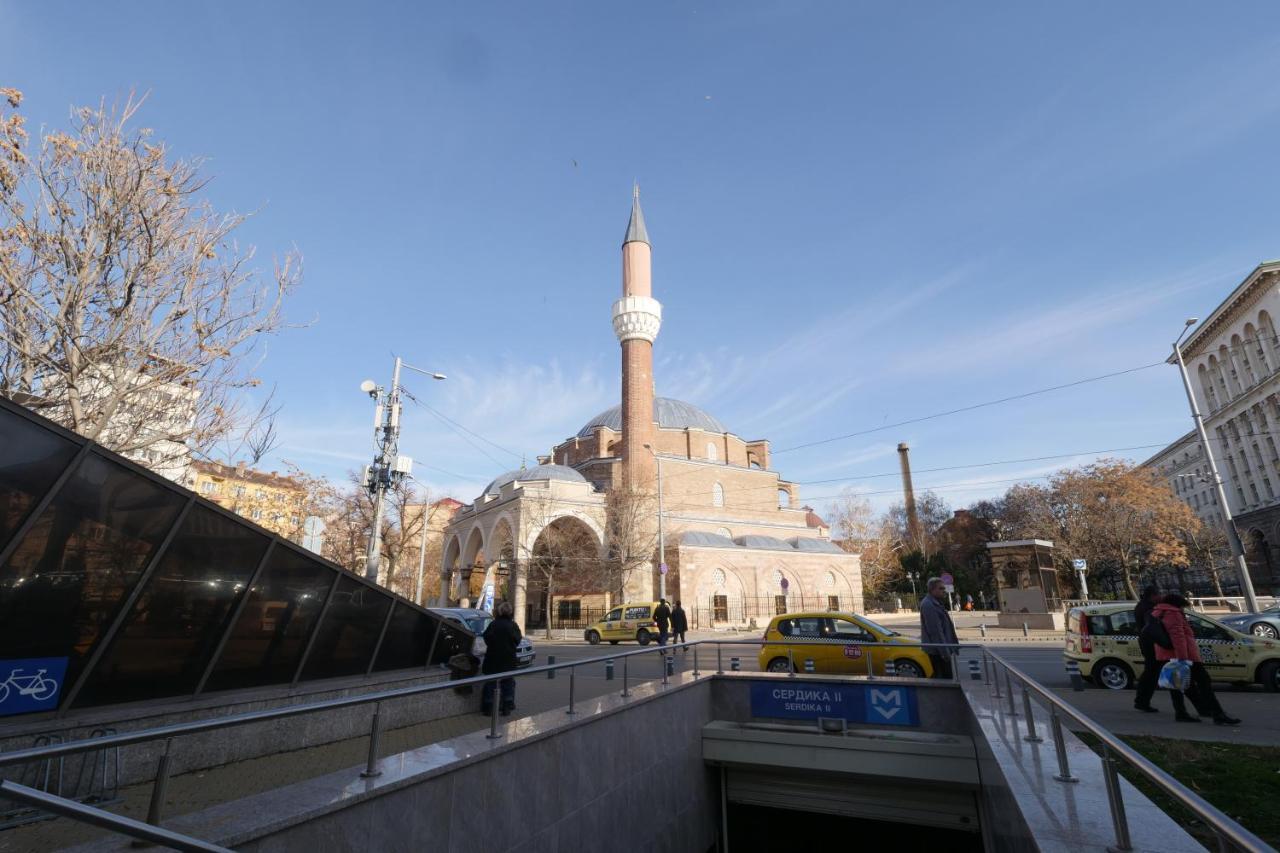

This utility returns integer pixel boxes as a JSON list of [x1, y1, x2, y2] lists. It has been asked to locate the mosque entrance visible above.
[[526, 516, 604, 631]]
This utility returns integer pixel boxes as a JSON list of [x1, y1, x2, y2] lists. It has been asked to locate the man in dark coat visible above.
[[653, 599, 672, 646], [480, 601, 522, 716], [1133, 585, 1188, 717], [919, 578, 958, 679], [671, 600, 689, 649]]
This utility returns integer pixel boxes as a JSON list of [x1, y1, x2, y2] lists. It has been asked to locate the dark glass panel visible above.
[[75, 506, 270, 706], [300, 576, 391, 680], [372, 604, 433, 671], [204, 547, 336, 692], [0, 406, 80, 550], [427, 613, 471, 667], [0, 454, 186, 698]]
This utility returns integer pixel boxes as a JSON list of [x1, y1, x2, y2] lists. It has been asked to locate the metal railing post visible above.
[[1005, 668, 1019, 716], [787, 648, 795, 677], [1050, 708, 1078, 783], [567, 667, 577, 716], [1021, 687, 1042, 743], [360, 703, 383, 778], [135, 737, 173, 841], [716, 644, 723, 674], [622, 656, 630, 697], [662, 655, 670, 686], [951, 650, 961, 683], [693, 645, 700, 677], [865, 651, 874, 679], [486, 688, 501, 740], [1101, 749, 1134, 851]]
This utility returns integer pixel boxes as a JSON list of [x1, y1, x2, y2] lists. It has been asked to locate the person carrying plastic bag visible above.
[[1151, 593, 1241, 726]]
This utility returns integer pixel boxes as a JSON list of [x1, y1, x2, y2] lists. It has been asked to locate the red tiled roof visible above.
[[803, 505, 828, 528], [192, 459, 303, 490]]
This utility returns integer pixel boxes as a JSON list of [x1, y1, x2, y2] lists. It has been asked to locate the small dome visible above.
[[483, 464, 587, 496], [680, 531, 738, 549], [733, 535, 793, 551], [578, 397, 729, 438], [788, 537, 847, 555]]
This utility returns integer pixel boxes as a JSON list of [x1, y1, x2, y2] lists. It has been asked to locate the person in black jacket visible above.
[[671, 601, 689, 649], [1133, 586, 1189, 718], [653, 599, 672, 646], [480, 602, 522, 716]]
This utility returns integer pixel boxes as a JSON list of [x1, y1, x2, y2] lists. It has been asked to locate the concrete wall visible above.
[[1, 668, 468, 788]]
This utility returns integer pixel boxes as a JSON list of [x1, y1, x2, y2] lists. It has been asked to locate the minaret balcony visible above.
[[612, 295, 663, 343]]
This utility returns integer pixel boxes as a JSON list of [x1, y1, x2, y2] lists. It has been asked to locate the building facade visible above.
[[189, 460, 308, 541], [1150, 259, 1280, 594], [441, 191, 863, 630]]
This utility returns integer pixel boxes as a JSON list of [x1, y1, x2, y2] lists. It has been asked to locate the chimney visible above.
[[236, 461, 247, 476], [898, 442, 922, 548]]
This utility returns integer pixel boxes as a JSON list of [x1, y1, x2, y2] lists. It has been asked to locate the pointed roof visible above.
[[623, 183, 650, 246]]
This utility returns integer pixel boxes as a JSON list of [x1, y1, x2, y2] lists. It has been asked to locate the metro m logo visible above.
[[865, 686, 915, 725]]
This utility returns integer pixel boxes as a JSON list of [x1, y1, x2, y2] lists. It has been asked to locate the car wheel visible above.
[[894, 659, 925, 679], [585, 630, 601, 645], [1259, 660, 1280, 693], [766, 657, 793, 673], [636, 629, 651, 646], [1252, 623, 1279, 640], [1094, 658, 1134, 690]]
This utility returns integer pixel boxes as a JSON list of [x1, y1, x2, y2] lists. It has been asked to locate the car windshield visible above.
[[851, 615, 900, 636], [465, 616, 492, 634]]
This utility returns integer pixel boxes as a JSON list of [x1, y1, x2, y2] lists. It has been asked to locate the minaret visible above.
[[613, 185, 662, 493]]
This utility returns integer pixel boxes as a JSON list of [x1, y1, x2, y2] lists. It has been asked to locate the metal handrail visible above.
[[0, 780, 230, 852], [983, 648, 1271, 853], [0, 638, 964, 769]]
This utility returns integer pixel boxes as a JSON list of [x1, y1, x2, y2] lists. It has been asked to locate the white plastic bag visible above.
[[1158, 659, 1191, 691]]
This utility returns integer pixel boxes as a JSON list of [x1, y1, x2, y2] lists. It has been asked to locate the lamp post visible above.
[[906, 571, 919, 599], [1171, 318, 1260, 614], [360, 357, 445, 585], [643, 444, 666, 600]]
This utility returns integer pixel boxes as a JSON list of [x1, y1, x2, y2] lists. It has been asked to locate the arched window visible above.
[[712, 482, 725, 507], [1208, 354, 1230, 402], [717, 527, 732, 539], [1247, 323, 1272, 377], [778, 488, 790, 508], [1198, 364, 1218, 410], [1261, 311, 1280, 367], [706, 442, 718, 462], [1220, 345, 1242, 396], [1234, 335, 1257, 386]]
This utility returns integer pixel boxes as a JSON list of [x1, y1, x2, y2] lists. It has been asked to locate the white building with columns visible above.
[[1146, 259, 1280, 595]]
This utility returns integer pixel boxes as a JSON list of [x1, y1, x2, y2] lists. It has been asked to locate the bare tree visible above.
[[0, 89, 300, 472], [826, 489, 898, 598], [319, 470, 426, 594], [603, 484, 660, 601]]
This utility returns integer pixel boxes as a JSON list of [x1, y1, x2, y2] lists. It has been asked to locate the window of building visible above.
[[712, 482, 724, 507], [827, 595, 840, 611], [1252, 483, 1262, 503], [557, 599, 582, 621], [706, 442, 718, 462], [251, 509, 262, 520], [291, 516, 300, 525], [1238, 488, 1247, 506], [717, 527, 731, 539], [1266, 479, 1275, 500], [778, 488, 790, 508], [255, 489, 266, 500]]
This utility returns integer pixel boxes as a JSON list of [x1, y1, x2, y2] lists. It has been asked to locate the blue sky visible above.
[[5, 2, 1280, 514]]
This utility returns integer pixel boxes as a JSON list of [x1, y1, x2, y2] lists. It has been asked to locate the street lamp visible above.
[[905, 571, 919, 599], [1171, 318, 1261, 614], [361, 357, 446, 585], [643, 443, 666, 600]]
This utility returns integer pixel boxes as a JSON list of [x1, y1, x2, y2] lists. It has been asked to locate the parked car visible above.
[[757, 612, 933, 678], [1218, 604, 1280, 640], [1064, 602, 1280, 691], [584, 601, 663, 645], [430, 607, 535, 667]]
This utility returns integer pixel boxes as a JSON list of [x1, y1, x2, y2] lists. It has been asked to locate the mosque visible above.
[[440, 191, 863, 630]]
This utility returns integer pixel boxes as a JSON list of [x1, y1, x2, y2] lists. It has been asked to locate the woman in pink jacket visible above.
[[1152, 594, 1240, 726]]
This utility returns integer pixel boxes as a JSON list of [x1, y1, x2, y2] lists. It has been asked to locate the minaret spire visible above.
[[624, 182, 650, 246]]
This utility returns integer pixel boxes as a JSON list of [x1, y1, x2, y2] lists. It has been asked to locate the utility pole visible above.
[[361, 357, 446, 586], [1172, 319, 1260, 614]]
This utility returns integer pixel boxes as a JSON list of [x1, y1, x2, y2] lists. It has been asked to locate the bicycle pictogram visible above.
[[0, 667, 59, 704]]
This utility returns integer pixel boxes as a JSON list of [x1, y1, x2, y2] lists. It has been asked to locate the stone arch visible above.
[[1219, 344, 1242, 396], [441, 534, 462, 601], [768, 566, 804, 609], [694, 564, 748, 625], [820, 566, 858, 612], [777, 488, 791, 508], [1261, 310, 1280, 366], [1207, 354, 1230, 404]]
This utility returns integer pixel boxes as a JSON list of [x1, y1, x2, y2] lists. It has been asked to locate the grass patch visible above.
[[1077, 733, 1280, 848]]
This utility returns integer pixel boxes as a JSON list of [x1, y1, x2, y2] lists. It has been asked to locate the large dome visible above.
[[483, 464, 587, 496], [577, 397, 728, 438]]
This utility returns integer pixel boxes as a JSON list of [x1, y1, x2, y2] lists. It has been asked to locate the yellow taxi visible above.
[[757, 612, 934, 678], [1065, 602, 1280, 691], [584, 601, 664, 646]]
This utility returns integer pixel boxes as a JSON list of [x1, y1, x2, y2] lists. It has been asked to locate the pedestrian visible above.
[[919, 577, 958, 679], [671, 600, 688, 649], [653, 598, 672, 646], [1132, 585, 1188, 717], [1151, 593, 1241, 726], [479, 601, 522, 717]]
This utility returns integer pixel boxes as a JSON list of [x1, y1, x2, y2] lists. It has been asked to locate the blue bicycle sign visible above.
[[0, 657, 68, 716]]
